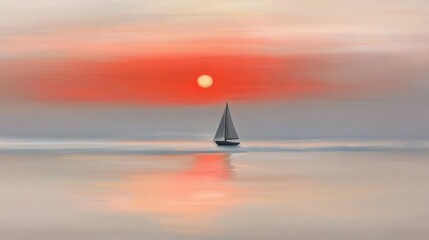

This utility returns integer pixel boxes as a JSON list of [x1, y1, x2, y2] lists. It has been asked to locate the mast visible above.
[[224, 103, 228, 140]]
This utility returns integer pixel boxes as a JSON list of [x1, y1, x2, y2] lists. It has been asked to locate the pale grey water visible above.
[[1, 140, 429, 239]]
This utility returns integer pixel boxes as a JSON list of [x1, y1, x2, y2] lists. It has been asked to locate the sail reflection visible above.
[[94, 153, 238, 232]]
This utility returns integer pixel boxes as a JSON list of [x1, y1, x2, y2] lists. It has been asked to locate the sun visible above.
[[197, 75, 213, 88]]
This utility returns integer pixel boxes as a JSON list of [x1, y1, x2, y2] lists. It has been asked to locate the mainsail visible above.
[[214, 103, 239, 140]]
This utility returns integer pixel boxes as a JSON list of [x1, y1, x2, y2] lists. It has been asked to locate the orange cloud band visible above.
[[11, 55, 335, 105]]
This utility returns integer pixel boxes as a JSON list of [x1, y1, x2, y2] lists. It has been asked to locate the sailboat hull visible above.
[[215, 140, 240, 146]]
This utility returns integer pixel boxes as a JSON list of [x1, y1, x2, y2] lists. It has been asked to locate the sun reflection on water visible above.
[[92, 153, 239, 233]]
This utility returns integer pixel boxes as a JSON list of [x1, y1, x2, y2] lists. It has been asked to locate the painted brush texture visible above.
[[0, 1, 429, 139]]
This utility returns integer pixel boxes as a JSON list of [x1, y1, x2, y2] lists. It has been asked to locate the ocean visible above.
[[1, 139, 428, 239]]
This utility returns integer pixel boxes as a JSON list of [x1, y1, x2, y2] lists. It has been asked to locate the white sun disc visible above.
[[197, 75, 213, 88]]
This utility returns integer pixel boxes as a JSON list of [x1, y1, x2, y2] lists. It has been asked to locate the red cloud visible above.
[[13, 55, 334, 105]]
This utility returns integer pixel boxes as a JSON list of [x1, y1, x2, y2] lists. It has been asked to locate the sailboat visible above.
[[214, 103, 240, 146]]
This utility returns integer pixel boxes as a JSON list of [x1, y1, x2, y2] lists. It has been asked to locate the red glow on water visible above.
[[96, 153, 237, 232]]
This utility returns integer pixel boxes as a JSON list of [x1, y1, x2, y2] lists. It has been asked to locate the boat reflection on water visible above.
[[94, 153, 239, 233]]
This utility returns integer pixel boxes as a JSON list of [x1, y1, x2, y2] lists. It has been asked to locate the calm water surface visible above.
[[1, 141, 429, 239]]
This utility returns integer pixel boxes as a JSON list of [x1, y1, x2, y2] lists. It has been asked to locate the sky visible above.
[[0, 0, 429, 140]]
